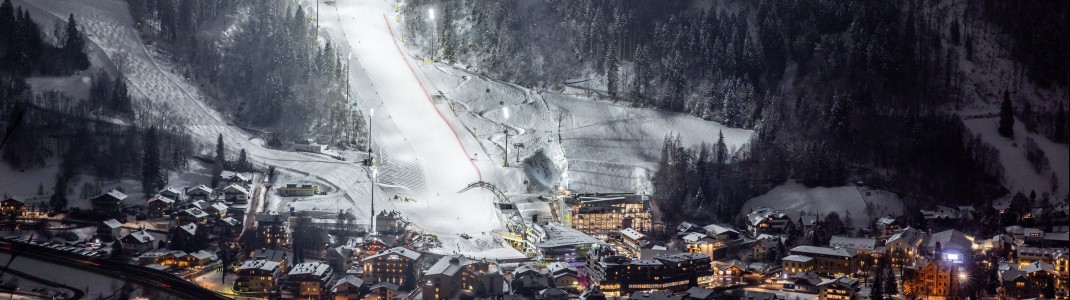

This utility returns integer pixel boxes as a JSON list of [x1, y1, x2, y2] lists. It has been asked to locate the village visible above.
[[1, 172, 1067, 299]]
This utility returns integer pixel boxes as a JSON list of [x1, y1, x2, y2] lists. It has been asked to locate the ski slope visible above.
[[964, 116, 1069, 200], [740, 180, 905, 229]]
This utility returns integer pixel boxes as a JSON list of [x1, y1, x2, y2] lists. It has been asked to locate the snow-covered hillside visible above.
[[964, 116, 1069, 200], [740, 181, 904, 229]]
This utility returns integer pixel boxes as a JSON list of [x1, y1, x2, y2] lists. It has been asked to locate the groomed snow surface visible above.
[[740, 180, 904, 230], [963, 116, 1069, 200]]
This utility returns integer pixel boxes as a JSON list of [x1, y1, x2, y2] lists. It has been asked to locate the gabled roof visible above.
[[703, 224, 739, 236], [927, 229, 974, 252], [189, 250, 216, 260], [887, 226, 926, 246], [621, 228, 646, 241], [147, 195, 175, 204], [209, 202, 229, 212], [182, 208, 209, 219], [221, 217, 240, 226], [158, 187, 182, 196], [747, 208, 788, 226], [222, 171, 250, 182], [103, 219, 123, 229], [369, 281, 399, 291], [333, 275, 364, 291], [790, 246, 856, 258], [179, 223, 198, 235], [782, 255, 814, 263], [187, 185, 213, 195], [682, 232, 708, 243], [363, 247, 421, 261], [223, 184, 249, 194], [121, 230, 156, 244], [95, 189, 127, 202], [818, 276, 859, 288]]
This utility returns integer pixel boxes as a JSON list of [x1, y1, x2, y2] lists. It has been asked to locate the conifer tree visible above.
[[998, 91, 1015, 138], [63, 14, 89, 70], [142, 126, 163, 195]]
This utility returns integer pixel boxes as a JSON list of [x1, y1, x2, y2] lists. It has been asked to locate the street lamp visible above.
[[428, 8, 435, 62], [368, 108, 377, 236], [502, 106, 510, 167]]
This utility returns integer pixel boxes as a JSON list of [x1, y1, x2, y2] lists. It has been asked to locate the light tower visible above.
[[502, 105, 510, 167], [428, 8, 435, 63]]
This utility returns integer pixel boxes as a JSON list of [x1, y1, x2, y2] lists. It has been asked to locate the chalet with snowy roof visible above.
[[712, 260, 746, 277], [750, 237, 782, 261], [817, 276, 859, 300], [875, 216, 903, 238], [682, 232, 729, 262], [421, 255, 505, 300], [235, 259, 283, 294], [223, 184, 250, 204], [250, 248, 291, 271], [782, 255, 815, 275], [789, 246, 858, 276], [886, 226, 927, 266], [925, 229, 974, 262], [204, 202, 228, 218], [548, 262, 581, 293], [703, 224, 741, 241], [512, 264, 553, 297], [369, 282, 401, 300], [746, 207, 793, 237], [780, 271, 821, 293], [331, 275, 364, 300], [158, 187, 182, 201], [186, 185, 213, 201], [0, 198, 24, 216], [221, 171, 253, 188], [170, 223, 208, 252], [146, 195, 175, 218], [361, 246, 423, 287], [325, 246, 353, 274], [120, 229, 158, 255], [620, 227, 648, 255], [677, 222, 701, 234], [1044, 231, 1070, 248], [214, 217, 242, 239], [99, 218, 123, 241], [91, 189, 127, 215], [285, 262, 335, 299], [177, 207, 210, 224], [255, 213, 290, 247]]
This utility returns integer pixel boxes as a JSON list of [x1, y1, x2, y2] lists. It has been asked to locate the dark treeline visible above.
[[399, 0, 1065, 224], [126, 0, 366, 148], [0, 76, 193, 210], [0, 0, 89, 76]]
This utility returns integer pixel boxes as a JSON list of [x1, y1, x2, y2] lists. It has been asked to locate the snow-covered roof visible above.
[[363, 247, 421, 261], [221, 217, 240, 226], [876, 216, 897, 225], [103, 219, 123, 229], [189, 250, 216, 260], [180, 223, 198, 235], [926, 229, 974, 252], [782, 255, 814, 263], [703, 224, 739, 235], [158, 187, 181, 196], [747, 207, 788, 226], [183, 208, 209, 219], [790, 246, 856, 258], [333, 275, 364, 291], [829, 236, 877, 251], [818, 276, 859, 288], [209, 202, 229, 212], [288, 262, 331, 276], [187, 185, 213, 195], [681, 232, 707, 243], [888, 226, 926, 246], [147, 195, 175, 204], [426, 255, 481, 277], [620, 228, 646, 241], [239, 259, 280, 272], [122, 230, 155, 244], [536, 223, 602, 248], [223, 184, 249, 194], [222, 171, 250, 182]]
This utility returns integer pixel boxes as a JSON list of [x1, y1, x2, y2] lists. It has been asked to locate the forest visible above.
[[402, 0, 1069, 225], [126, 0, 366, 148]]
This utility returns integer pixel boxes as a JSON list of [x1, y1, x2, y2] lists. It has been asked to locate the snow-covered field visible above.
[[740, 181, 904, 229], [963, 117, 1069, 200]]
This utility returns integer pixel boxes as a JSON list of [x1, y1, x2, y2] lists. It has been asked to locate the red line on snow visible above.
[[381, 14, 484, 182]]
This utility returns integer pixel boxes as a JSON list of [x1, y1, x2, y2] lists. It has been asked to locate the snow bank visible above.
[[740, 181, 904, 229]]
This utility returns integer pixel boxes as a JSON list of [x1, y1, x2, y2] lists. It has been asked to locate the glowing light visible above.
[[429, 8, 434, 20]]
